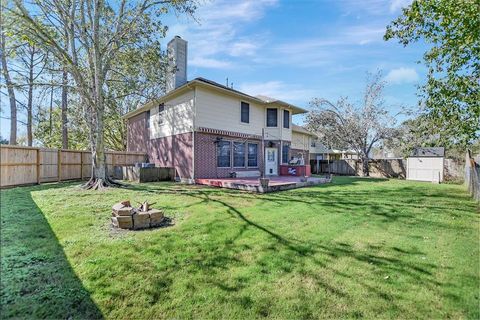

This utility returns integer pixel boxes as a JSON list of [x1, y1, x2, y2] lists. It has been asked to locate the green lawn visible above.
[[1, 177, 479, 319]]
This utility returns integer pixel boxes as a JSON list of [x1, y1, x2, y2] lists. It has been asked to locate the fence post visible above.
[[80, 152, 83, 180], [36, 148, 40, 184], [58, 149, 61, 182]]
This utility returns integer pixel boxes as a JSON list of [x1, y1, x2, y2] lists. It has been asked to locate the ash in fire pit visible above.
[[111, 200, 165, 230]]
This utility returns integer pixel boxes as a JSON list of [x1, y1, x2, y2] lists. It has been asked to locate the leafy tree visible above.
[[35, 105, 89, 150], [103, 39, 169, 150], [385, 115, 440, 157], [12, 0, 196, 189], [306, 72, 397, 176], [385, 0, 480, 147]]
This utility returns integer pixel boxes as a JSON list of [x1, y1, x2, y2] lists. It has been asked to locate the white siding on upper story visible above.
[[195, 87, 265, 136], [264, 107, 292, 142], [149, 91, 194, 139], [291, 131, 310, 150]]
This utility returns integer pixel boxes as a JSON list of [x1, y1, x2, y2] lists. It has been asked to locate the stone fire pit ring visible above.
[[111, 200, 165, 230]]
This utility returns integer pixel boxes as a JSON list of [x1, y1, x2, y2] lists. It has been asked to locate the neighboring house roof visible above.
[[123, 77, 307, 119], [292, 124, 316, 136], [411, 147, 445, 157]]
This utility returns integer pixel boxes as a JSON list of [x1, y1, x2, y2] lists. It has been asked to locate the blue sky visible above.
[[165, 0, 425, 124], [1, 0, 426, 140]]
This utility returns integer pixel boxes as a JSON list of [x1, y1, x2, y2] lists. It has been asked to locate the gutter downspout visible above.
[[191, 85, 197, 182]]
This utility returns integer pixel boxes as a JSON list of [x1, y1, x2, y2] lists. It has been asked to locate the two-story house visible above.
[[124, 36, 310, 181]]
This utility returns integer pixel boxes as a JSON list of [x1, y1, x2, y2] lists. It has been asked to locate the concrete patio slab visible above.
[[195, 176, 331, 193]]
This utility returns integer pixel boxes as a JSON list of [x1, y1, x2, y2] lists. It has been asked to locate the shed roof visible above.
[[411, 147, 445, 157]]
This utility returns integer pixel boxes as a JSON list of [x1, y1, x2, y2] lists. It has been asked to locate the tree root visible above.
[[81, 177, 124, 190]]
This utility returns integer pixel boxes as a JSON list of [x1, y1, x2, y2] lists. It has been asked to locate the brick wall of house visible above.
[[127, 114, 309, 179], [194, 132, 264, 178], [149, 132, 193, 179], [127, 112, 148, 152], [127, 112, 193, 179]]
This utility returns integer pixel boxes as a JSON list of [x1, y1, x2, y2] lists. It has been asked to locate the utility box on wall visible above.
[[122, 166, 175, 183]]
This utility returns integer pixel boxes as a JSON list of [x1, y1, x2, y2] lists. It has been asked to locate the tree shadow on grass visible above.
[[0, 184, 102, 319], [178, 190, 457, 317]]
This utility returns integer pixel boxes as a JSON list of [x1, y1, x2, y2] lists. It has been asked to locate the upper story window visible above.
[[241, 102, 249, 123], [158, 103, 165, 125], [283, 110, 290, 128], [266, 108, 278, 127], [146, 110, 150, 129], [311, 140, 316, 147]]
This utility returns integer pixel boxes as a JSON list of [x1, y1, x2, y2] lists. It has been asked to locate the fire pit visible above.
[[111, 200, 165, 230]]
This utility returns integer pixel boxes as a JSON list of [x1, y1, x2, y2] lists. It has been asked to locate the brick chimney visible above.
[[166, 36, 188, 93]]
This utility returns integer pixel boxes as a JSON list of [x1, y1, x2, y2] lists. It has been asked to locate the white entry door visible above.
[[265, 147, 278, 175]]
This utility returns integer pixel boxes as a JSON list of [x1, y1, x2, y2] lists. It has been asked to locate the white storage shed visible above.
[[407, 147, 445, 183]]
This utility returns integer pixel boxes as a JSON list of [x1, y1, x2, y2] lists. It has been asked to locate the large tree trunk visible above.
[[361, 157, 370, 177], [61, 68, 68, 149], [81, 0, 120, 190], [82, 100, 120, 189], [1, 33, 17, 145], [26, 46, 34, 146]]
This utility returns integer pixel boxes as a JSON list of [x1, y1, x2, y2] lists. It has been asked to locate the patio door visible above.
[[265, 147, 278, 176]]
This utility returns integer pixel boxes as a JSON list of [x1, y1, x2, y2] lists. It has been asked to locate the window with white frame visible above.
[[241, 102, 249, 123], [266, 108, 278, 127], [283, 110, 290, 128], [233, 142, 246, 167], [248, 143, 258, 167], [158, 103, 165, 125], [282, 143, 290, 164], [217, 141, 231, 167]]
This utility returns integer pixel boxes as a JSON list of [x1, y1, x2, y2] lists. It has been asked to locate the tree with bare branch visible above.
[[10, 0, 196, 189], [306, 72, 397, 176]]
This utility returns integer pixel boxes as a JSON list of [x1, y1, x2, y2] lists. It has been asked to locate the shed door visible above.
[[407, 157, 444, 182]]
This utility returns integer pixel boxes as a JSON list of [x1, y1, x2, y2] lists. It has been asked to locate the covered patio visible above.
[[195, 176, 330, 193]]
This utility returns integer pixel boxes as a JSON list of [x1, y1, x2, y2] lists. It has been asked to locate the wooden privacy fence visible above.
[[0, 145, 146, 188], [465, 150, 480, 202], [311, 159, 406, 179]]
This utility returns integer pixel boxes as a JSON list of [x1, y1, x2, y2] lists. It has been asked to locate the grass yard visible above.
[[1, 177, 479, 319]]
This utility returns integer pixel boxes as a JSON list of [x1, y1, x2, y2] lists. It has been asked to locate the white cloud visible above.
[[167, 0, 277, 70], [385, 67, 419, 84], [389, 0, 412, 12], [338, 0, 412, 15], [344, 26, 386, 45], [265, 25, 386, 67], [190, 57, 233, 69], [238, 81, 317, 104], [229, 41, 259, 57]]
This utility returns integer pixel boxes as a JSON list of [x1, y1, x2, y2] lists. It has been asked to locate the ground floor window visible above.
[[248, 143, 258, 167], [233, 142, 245, 167], [282, 143, 290, 164], [217, 141, 231, 167]]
